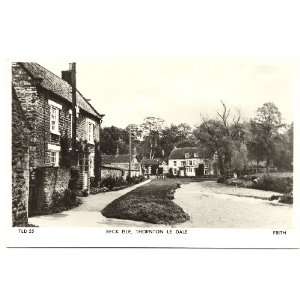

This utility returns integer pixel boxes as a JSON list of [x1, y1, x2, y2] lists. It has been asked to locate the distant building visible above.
[[140, 158, 161, 176], [168, 147, 218, 177], [102, 153, 142, 178]]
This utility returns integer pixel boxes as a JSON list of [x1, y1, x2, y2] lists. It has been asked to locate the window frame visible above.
[[86, 118, 95, 144], [49, 150, 59, 167], [48, 100, 62, 135]]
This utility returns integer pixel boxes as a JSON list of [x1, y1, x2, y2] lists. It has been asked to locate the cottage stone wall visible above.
[[33, 167, 71, 214], [12, 63, 42, 168], [12, 93, 30, 226]]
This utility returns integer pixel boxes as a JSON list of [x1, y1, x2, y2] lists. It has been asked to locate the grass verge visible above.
[[101, 179, 190, 225]]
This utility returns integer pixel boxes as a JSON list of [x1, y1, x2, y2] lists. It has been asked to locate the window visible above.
[[86, 119, 95, 144], [185, 153, 190, 159], [181, 161, 186, 166], [194, 153, 198, 158], [173, 160, 177, 166], [189, 160, 193, 166], [89, 153, 95, 177], [48, 100, 62, 135], [69, 110, 72, 137], [50, 151, 59, 167], [50, 106, 59, 134]]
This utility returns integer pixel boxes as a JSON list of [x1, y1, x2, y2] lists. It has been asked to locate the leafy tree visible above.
[[100, 126, 129, 155], [231, 143, 248, 175], [140, 117, 165, 159], [194, 101, 245, 175], [248, 102, 285, 171], [272, 123, 293, 171]]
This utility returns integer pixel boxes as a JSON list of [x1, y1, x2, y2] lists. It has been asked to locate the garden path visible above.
[[29, 179, 152, 227]]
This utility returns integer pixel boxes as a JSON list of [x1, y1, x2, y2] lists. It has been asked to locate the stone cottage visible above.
[[12, 62, 103, 216], [168, 147, 218, 177]]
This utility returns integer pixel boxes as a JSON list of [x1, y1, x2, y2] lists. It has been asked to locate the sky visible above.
[[40, 58, 297, 128]]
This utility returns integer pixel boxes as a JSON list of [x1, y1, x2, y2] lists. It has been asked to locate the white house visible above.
[[168, 147, 218, 177]]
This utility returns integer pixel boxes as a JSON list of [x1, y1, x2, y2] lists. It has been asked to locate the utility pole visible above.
[[129, 125, 132, 178], [98, 114, 105, 184], [70, 63, 77, 166]]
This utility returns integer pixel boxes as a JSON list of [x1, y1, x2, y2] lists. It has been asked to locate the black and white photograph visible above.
[[2, 2, 300, 300], [11, 59, 295, 231]]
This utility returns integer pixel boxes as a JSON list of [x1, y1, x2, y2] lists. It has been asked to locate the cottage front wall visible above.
[[168, 158, 212, 176]]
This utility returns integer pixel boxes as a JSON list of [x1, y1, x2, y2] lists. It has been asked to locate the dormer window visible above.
[[185, 153, 190, 159], [194, 153, 199, 158]]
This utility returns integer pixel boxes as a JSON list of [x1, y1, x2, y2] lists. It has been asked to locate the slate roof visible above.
[[168, 147, 206, 160], [19, 63, 101, 118], [101, 154, 140, 171], [102, 154, 131, 164], [141, 158, 161, 166]]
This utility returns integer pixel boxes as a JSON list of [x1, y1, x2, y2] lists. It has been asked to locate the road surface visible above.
[[173, 181, 293, 228]]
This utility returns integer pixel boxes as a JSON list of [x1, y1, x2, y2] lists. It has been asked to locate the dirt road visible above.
[[173, 181, 293, 228]]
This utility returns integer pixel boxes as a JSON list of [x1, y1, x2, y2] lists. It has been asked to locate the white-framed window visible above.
[[185, 153, 190, 159], [181, 161, 186, 166], [189, 160, 193, 166], [69, 109, 73, 138], [48, 100, 62, 135], [48, 144, 61, 167], [173, 160, 177, 166], [89, 153, 95, 177], [50, 151, 59, 167], [86, 119, 95, 144]]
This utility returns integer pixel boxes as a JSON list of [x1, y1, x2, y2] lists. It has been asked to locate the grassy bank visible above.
[[221, 172, 293, 204], [101, 179, 190, 225]]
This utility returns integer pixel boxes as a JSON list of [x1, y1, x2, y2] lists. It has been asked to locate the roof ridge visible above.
[[33, 63, 101, 118], [19, 62, 102, 119]]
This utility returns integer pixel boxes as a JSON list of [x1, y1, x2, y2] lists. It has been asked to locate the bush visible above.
[[217, 176, 226, 183], [255, 175, 293, 194], [49, 189, 81, 214], [68, 167, 80, 190], [278, 192, 293, 204], [167, 168, 174, 178]]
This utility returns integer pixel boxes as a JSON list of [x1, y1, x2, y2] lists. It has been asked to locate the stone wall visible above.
[[101, 166, 123, 179], [12, 92, 30, 226], [32, 167, 71, 214]]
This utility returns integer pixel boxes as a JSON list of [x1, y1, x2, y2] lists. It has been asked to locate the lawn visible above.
[[101, 178, 190, 225]]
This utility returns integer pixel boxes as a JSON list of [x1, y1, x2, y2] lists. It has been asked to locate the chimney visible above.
[[61, 63, 73, 84]]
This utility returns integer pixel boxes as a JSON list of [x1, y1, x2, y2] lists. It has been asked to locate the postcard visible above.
[[6, 58, 300, 248]]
